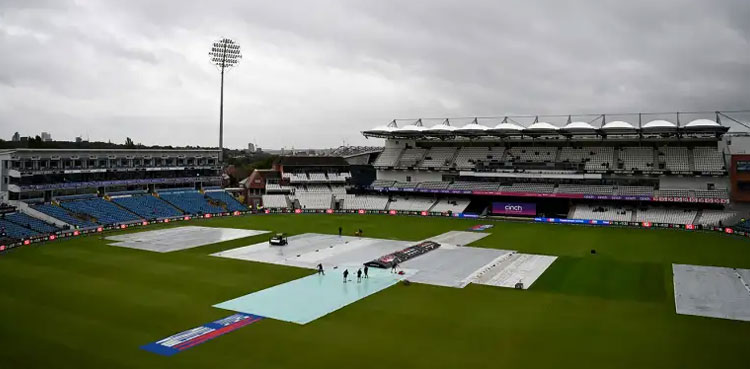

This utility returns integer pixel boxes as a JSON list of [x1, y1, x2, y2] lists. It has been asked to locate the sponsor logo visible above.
[[469, 224, 494, 231], [141, 313, 263, 356]]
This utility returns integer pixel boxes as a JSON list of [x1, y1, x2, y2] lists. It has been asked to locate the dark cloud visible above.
[[1, 0, 749, 148]]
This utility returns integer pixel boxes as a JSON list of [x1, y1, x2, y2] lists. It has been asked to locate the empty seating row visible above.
[[376, 145, 724, 173], [112, 195, 183, 219], [634, 207, 697, 224], [617, 186, 654, 196], [660, 147, 690, 172], [205, 191, 247, 212], [557, 184, 615, 195], [397, 148, 427, 167], [32, 203, 99, 228], [507, 183, 555, 193], [571, 204, 633, 222], [262, 194, 290, 208], [654, 189, 691, 198], [4, 212, 59, 233], [387, 196, 435, 212], [338, 195, 389, 210], [619, 147, 654, 171], [0, 218, 40, 239], [60, 198, 142, 225], [506, 146, 556, 162], [693, 147, 724, 172], [429, 198, 470, 213], [419, 147, 457, 168], [453, 147, 502, 169], [373, 148, 403, 167], [159, 191, 224, 214], [695, 210, 735, 226], [695, 189, 729, 199], [448, 181, 500, 191], [418, 181, 450, 190], [294, 193, 333, 209]]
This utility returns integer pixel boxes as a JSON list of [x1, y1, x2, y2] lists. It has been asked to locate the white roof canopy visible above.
[[526, 122, 559, 130], [685, 119, 720, 127], [493, 122, 524, 131], [643, 119, 677, 129], [601, 120, 635, 130], [458, 123, 490, 131], [564, 121, 596, 130]]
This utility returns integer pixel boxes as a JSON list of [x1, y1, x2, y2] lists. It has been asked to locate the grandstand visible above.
[[0, 146, 257, 233], [0, 112, 748, 240], [361, 114, 746, 224]]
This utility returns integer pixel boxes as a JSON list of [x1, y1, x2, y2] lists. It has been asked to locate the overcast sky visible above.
[[1, 0, 749, 149]]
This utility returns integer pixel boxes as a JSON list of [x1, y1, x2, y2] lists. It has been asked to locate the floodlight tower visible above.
[[209, 38, 242, 163]]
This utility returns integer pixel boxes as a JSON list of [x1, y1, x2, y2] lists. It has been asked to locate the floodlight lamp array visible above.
[[209, 38, 242, 68]]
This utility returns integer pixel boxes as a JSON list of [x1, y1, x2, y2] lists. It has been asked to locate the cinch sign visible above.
[[491, 202, 536, 216]]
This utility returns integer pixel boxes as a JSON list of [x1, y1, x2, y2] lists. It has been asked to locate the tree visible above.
[[125, 137, 135, 148]]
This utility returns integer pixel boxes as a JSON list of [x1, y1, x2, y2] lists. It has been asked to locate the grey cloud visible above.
[[0, 0, 749, 149]]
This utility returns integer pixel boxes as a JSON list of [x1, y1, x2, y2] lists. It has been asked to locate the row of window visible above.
[[7, 158, 217, 170]]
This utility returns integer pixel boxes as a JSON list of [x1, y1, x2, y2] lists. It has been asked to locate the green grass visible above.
[[0, 214, 749, 369]]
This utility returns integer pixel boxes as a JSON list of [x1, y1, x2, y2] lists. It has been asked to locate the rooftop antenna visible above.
[[208, 37, 243, 163]]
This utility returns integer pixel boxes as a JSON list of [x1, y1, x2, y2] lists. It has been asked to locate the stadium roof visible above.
[[362, 111, 739, 139]]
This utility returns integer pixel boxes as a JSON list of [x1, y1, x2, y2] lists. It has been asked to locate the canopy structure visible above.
[[362, 112, 733, 139]]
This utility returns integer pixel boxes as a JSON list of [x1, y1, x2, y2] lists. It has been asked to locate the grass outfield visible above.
[[1, 214, 749, 368]]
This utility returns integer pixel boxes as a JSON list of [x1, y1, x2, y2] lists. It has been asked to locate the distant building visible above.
[[75, 136, 83, 143], [11, 132, 20, 142], [41, 132, 52, 142], [247, 143, 255, 152]]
